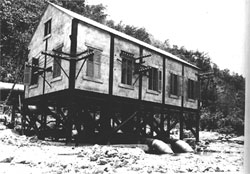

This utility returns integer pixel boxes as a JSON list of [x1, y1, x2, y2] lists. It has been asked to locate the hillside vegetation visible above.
[[0, 0, 245, 135]]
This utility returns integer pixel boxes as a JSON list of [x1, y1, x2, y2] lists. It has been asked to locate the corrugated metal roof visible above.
[[47, 1, 199, 69]]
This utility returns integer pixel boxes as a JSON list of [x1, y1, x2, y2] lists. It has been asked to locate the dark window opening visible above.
[[120, 51, 134, 85], [30, 58, 39, 85], [44, 19, 51, 37], [188, 79, 195, 99], [53, 45, 63, 78], [170, 73, 178, 96], [148, 68, 162, 92], [86, 48, 101, 79]]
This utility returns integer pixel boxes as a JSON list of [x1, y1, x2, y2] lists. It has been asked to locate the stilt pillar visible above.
[[196, 111, 200, 142], [166, 113, 170, 138], [179, 111, 184, 140], [65, 105, 75, 144]]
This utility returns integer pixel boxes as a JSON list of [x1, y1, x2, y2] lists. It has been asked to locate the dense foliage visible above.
[[0, 0, 245, 135]]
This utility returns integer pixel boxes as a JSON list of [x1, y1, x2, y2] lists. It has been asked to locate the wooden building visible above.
[[23, 2, 201, 143]]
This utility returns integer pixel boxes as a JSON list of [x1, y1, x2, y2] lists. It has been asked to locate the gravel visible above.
[[0, 123, 244, 173]]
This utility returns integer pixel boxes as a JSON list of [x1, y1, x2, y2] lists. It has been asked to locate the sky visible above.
[[86, 0, 246, 76]]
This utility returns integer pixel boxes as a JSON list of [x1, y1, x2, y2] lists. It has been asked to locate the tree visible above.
[[0, 0, 108, 82], [106, 20, 151, 44], [50, 0, 107, 23], [1, 0, 47, 82]]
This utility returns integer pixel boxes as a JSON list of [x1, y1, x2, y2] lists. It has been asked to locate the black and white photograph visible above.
[[0, 0, 248, 173]]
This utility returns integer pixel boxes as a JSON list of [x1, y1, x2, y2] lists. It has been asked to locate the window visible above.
[[170, 73, 178, 96], [120, 51, 134, 85], [188, 79, 195, 99], [30, 58, 39, 85], [24, 65, 31, 85], [44, 19, 51, 37], [188, 79, 200, 100], [148, 68, 162, 92], [86, 48, 101, 79], [53, 45, 63, 78]]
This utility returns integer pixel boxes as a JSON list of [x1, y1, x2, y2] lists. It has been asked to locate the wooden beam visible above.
[[162, 57, 166, 104], [112, 111, 138, 134], [138, 47, 143, 100], [41, 52, 70, 61], [109, 34, 115, 95], [179, 64, 185, 140], [134, 54, 151, 60], [43, 39, 48, 95], [69, 18, 79, 90]]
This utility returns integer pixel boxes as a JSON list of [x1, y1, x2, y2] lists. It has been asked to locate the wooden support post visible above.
[[66, 105, 74, 144], [149, 112, 154, 137], [137, 111, 145, 137], [40, 104, 47, 140], [21, 104, 28, 135], [99, 103, 112, 142], [11, 104, 16, 123], [109, 34, 114, 95], [180, 64, 184, 140], [83, 109, 96, 137], [54, 107, 60, 141], [43, 39, 48, 95], [179, 111, 184, 140], [167, 112, 170, 138], [196, 111, 200, 142], [55, 107, 60, 129], [112, 111, 138, 135], [142, 112, 146, 136], [160, 112, 165, 139], [196, 75, 201, 142], [135, 111, 142, 136], [69, 18, 78, 90], [138, 47, 143, 100]]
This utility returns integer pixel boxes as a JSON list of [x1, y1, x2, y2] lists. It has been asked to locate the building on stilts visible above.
[[23, 2, 201, 144]]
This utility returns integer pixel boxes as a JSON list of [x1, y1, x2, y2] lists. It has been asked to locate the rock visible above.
[[172, 140, 194, 153], [29, 136, 39, 143], [122, 153, 131, 159], [92, 169, 104, 174], [14, 125, 22, 132], [151, 139, 174, 154], [106, 149, 118, 157], [0, 123, 7, 130], [81, 164, 89, 169], [90, 154, 98, 161], [0, 156, 14, 163], [229, 136, 244, 144], [8, 139, 16, 145], [98, 157, 108, 165], [92, 144, 101, 150]]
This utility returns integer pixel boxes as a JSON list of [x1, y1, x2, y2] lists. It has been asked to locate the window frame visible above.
[[52, 44, 63, 79], [44, 19, 51, 37], [120, 51, 134, 86], [148, 67, 162, 92], [170, 73, 178, 96], [30, 58, 39, 85], [187, 79, 196, 100], [86, 47, 101, 79]]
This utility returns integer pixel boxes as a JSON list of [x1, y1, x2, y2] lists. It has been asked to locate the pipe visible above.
[[0, 82, 24, 91]]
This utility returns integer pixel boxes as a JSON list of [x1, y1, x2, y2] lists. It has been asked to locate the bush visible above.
[[199, 108, 244, 135]]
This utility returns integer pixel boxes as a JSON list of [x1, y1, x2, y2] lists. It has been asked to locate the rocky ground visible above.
[[0, 123, 244, 174]]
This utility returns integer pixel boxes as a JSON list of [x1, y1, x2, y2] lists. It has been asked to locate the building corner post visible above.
[[179, 64, 184, 140], [69, 18, 79, 90], [66, 18, 79, 143]]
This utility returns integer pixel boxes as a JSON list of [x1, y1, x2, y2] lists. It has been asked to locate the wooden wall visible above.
[[26, 4, 199, 110], [26, 5, 72, 98]]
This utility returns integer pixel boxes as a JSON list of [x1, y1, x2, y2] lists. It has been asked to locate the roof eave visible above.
[[47, 1, 199, 70]]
